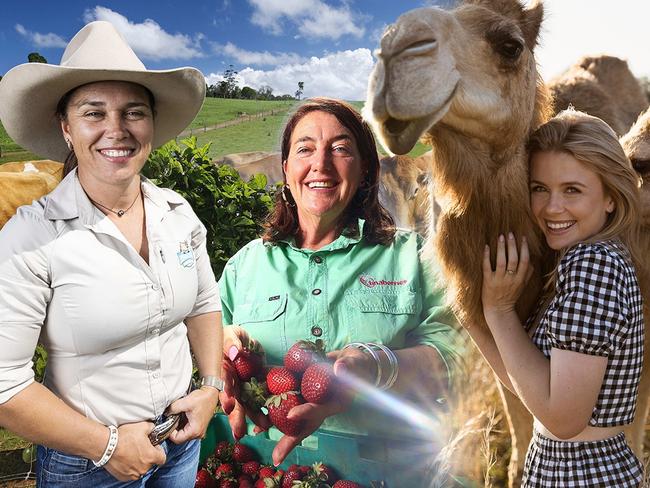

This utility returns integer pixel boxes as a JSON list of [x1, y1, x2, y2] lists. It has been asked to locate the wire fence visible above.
[[179, 109, 284, 137]]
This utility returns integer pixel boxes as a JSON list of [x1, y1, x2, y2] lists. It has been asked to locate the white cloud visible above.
[[15, 23, 67, 48], [535, 0, 650, 80], [83, 6, 203, 61], [213, 42, 306, 66], [205, 48, 374, 100], [247, 0, 365, 40]]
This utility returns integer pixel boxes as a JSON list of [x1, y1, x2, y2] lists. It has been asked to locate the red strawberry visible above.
[[258, 466, 276, 479], [301, 363, 337, 404], [255, 479, 278, 488], [232, 442, 256, 463], [242, 460, 261, 477], [286, 464, 300, 473], [195, 468, 216, 488], [284, 340, 326, 374], [238, 474, 254, 486], [218, 480, 237, 488], [298, 465, 311, 476], [213, 440, 232, 461], [233, 345, 265, 381], [281, 469, 304, 488], [267, 367, 299, 394], [265, 392, 305, 435], [333, 481, 363, 488], [214, 463, 234, 480]]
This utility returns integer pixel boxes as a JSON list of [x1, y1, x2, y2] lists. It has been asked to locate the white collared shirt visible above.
[[0, 170, 221, 426]]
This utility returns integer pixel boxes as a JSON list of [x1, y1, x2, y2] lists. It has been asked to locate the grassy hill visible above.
[[0, 97, 429, 164]]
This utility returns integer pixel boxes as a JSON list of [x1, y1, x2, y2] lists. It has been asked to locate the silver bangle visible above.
[[368, 343, 399, 390], [93, 425, 118, 468], [343, 342, 382, 387]]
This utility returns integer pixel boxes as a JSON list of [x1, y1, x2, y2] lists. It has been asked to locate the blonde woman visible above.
[[480, 110, 645, 486]]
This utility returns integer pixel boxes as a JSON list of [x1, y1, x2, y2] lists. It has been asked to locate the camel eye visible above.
[[499, 39, 523, 59], [632, 159, 650, 178]]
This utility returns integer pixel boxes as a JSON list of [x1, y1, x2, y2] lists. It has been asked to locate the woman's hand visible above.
[[104, 421, 166, 481], [482, 233, 531, 318], [167, 387, 220, 444], [221, 326, 271, 438], [271, 395, 353, 467]]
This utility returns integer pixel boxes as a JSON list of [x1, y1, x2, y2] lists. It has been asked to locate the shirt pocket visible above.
[[158, 240, 199, 320], [344, 290, 420, 345], [232, 294, 288, 363]]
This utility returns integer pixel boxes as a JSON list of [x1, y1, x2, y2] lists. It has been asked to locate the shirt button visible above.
[[313, 256, 323, 264], [152, 371, 160, 379], [311, 326, 323, 337], [151, 284, 159, 291], [312, 288, 322, 296], [151, 329, 159, 335]]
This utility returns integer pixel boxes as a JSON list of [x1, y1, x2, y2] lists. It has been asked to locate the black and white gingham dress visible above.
[[522, 240, 644, 487]]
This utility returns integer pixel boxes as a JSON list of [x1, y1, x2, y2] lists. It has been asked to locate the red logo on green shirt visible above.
[[359, 275, 407, 288]]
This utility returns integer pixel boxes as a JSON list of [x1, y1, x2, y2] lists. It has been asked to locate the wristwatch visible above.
[[200, 375, 224, 392]]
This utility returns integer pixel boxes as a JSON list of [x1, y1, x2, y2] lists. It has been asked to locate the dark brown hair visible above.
[[56, 82, 156, 177], [262, 97, 395, 245]]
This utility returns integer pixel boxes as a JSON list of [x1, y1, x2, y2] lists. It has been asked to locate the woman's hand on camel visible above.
[[482, 232, 532, 317], [104, 421, 167, 481]]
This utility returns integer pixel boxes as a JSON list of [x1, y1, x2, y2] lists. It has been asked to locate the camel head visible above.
[[365, 0, 545, 155], [621, 108, 650, 225]]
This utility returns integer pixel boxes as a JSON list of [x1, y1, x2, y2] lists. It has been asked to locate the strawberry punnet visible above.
[[232, 344, 265, 382], [265, 391, 305, 435], [266, 366, 299, 395], [301, 362, 338, 404], [284, 339, 326, 374]]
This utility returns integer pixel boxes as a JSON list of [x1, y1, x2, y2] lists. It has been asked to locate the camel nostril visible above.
[[385, 117, 410, 135], [403, 39, 437, 56]]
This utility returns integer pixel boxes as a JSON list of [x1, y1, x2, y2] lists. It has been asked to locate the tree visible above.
[[257, 85, 274, 100], [28, 52, 47, 63], [240, 86, 257, 100], [221, 64, 239, 98], [295, 81, 304, 100]]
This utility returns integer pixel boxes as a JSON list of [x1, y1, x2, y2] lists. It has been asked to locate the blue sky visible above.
[[1, 0, 648, 101]]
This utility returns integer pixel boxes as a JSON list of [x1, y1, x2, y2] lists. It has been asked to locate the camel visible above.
[[365, 1, 650, 485], [378, 150, 435, 237], [364, 1, 551, 484], [549, 55, 649, 136], [0, 161, 63, 228]]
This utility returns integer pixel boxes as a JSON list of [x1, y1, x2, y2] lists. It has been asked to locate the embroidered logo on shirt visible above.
[[177, 240, 195, 268], [359, 275, 407, 288]]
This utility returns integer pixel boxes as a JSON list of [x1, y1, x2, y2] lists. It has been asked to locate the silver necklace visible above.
[[88, 191, 141, 217]]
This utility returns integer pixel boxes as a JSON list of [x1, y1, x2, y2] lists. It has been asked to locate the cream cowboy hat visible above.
[[0, 21, 205, 162]]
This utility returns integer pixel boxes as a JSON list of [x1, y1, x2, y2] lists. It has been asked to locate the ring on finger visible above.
[[506, 269, 516, 275]]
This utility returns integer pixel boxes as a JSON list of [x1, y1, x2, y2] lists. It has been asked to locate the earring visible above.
[[281, 185, 296, 207], [65, 138, 73, 151]]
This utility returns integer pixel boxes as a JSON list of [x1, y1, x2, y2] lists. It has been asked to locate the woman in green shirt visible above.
[[219, 98, 459, 466]]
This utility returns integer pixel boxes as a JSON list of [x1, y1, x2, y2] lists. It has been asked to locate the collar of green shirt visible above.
[[269, 218, 366, 254]]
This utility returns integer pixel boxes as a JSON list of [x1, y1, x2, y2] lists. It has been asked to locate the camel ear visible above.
[[521, 0, 543, 50]]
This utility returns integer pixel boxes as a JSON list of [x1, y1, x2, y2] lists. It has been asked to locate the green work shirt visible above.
[[218, 219, 459, 436]]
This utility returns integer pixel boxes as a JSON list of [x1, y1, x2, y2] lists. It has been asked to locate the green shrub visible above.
[[142, 136, 276, 277]]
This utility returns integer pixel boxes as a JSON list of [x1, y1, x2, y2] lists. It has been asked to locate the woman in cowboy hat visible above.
[[0, 21, 223, 487]]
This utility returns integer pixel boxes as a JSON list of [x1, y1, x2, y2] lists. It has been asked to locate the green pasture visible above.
[[188, 98, 296, 131], [0, 98, 430, 164]]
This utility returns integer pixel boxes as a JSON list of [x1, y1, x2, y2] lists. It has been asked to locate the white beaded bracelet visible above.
[[93, 425, 118, 468], [343, 342, 382, 387], [368, 343, 399, 390]]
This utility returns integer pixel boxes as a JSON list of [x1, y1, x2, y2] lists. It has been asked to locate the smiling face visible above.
[[530, 150, 615, 250], [283, 110, 364, 230], [60, 81, 154, 187]]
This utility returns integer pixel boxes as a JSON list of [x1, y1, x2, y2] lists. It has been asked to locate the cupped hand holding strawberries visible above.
[[222, 334, 366, 466]]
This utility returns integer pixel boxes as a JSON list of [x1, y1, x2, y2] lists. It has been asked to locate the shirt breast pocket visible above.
[[344, 290, 420, 345], [158, 240, 199, 317], [232, 294, 288, 361]]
